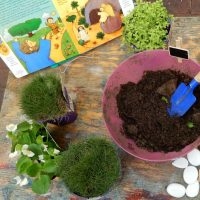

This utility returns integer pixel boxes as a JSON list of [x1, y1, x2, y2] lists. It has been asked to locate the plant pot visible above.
[[102, 50, 200, 162], [42, 87, 77, 126]]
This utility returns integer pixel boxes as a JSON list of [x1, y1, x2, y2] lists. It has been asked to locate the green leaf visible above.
[[31, 123, 42, 136], [11, 137, 17, 152], [7, 131, 13, 139], [32, 175, 51, 194], [42, 160, 57, 173], [26, 163, 41, 177], [36, 135, 43, 144], [161, 96, 168, 104], [16, 156, 33, 174], [17, 121, 31, 132], [15, 144, 22, 151], [28, 143, 42, 155], [187, 122, 194, 128], [48, 147, 54, 156], [66, 15, 76, 23], [18, 132, 32, 145]]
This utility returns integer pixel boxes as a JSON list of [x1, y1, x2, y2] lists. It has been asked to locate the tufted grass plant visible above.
[[57, 137, 121, 198], [20, 74, 67, 121]]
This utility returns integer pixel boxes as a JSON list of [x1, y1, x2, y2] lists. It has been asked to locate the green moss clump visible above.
[[57, 137, 121, 198], [20, 74, 67, 121]]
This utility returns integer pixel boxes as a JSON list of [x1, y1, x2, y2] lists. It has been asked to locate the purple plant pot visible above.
[[43, 111, 77, 126], [42, 87, 77, 126], [102, 50, 200, 162]]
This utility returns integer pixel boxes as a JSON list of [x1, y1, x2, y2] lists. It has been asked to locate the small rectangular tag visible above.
[[168, 46, 189, 59], [118, 0, 135, 16]]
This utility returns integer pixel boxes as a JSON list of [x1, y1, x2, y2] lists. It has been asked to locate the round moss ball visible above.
[[58, 137, 121, 198]]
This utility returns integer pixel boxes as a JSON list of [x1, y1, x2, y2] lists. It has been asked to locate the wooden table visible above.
[[1, 18, 200, 199]]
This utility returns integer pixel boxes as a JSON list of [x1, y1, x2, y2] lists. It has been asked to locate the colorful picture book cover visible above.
[[0, 0, 125, 78]]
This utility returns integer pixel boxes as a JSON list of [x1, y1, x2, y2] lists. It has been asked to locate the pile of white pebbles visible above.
[[166, 148, 200, 198]]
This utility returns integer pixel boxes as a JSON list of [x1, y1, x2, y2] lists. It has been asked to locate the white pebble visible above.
[[187, 148, 200, 166], [166, 183, 186, 198], [172, 157, 188, 168], [186, 180, 200, 198], [183, 166, 198, 184]]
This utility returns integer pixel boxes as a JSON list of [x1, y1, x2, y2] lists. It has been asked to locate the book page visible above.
[[0, 0, 124, 78], [52, 0, 123, 54], [0, 36, 28, 78], [0, 0, 78, 77]]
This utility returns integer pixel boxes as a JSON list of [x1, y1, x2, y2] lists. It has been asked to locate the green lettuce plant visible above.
[[122, 0, 172, 51], [7, 120, 61, 194]]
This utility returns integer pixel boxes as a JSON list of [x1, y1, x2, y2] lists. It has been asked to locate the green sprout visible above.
[[161, 96, 168, 104], [187, 122, 194, 128]]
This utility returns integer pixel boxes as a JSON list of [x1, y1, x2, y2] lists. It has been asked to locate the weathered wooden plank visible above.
[[1, 20, 200, 199]]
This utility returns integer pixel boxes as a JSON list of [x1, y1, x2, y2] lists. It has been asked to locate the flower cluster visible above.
[[6, 120, 61, 194]]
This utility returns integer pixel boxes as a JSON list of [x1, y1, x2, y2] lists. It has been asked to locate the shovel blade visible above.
[[168, 83, 196, 116]]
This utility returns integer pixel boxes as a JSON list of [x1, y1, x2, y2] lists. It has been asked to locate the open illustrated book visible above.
[[0, 0, 134, 78]]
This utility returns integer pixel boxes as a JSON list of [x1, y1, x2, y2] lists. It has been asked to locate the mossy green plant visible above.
[[20, 74, 67, 121], [57, 137, 121, 198], [122, 0, 172, 51]]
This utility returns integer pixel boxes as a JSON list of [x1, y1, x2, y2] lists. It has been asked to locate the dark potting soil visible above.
[[116, 69, 200, 153]]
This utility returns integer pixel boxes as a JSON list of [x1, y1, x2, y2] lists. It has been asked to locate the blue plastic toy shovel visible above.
[[168, 72, 200, 117]]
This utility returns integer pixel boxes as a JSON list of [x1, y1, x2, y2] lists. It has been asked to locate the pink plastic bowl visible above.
[[102, 50, 200, 162]]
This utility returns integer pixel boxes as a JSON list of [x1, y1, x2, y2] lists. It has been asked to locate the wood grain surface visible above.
[[1, 18, 200, 199]]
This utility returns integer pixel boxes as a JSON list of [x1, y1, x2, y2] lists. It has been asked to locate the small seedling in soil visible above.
[[187, 122, 194, 128], [161, 96, 168, 104]]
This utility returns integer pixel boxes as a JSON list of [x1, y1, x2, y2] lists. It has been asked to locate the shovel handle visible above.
[[194, 71, 200, 83]]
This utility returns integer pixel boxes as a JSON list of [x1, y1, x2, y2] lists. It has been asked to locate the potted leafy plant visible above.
[[57, 137, 121, 198], [7, 120, 61, 194], [20, 73, 77, 126], [122, 0, 172, 51]]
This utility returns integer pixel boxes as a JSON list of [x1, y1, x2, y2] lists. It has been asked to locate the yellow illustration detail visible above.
[[98, 3, 115, 23], [0, 43, 10, 56]]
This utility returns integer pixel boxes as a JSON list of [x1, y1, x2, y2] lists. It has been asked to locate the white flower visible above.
[[22, 144, 35, 157], [19, 114, 28, 121], [27, 120, 33, 124], [43, 144, 48, 152], [6, 124, 17, 132], [14, 176, 28, 186], [22, 149, 35, 157], [53, 149, 60, 155], [22, 144, 28, 150], [9, 151, 20, 158], [38, 154, 45, 163]]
